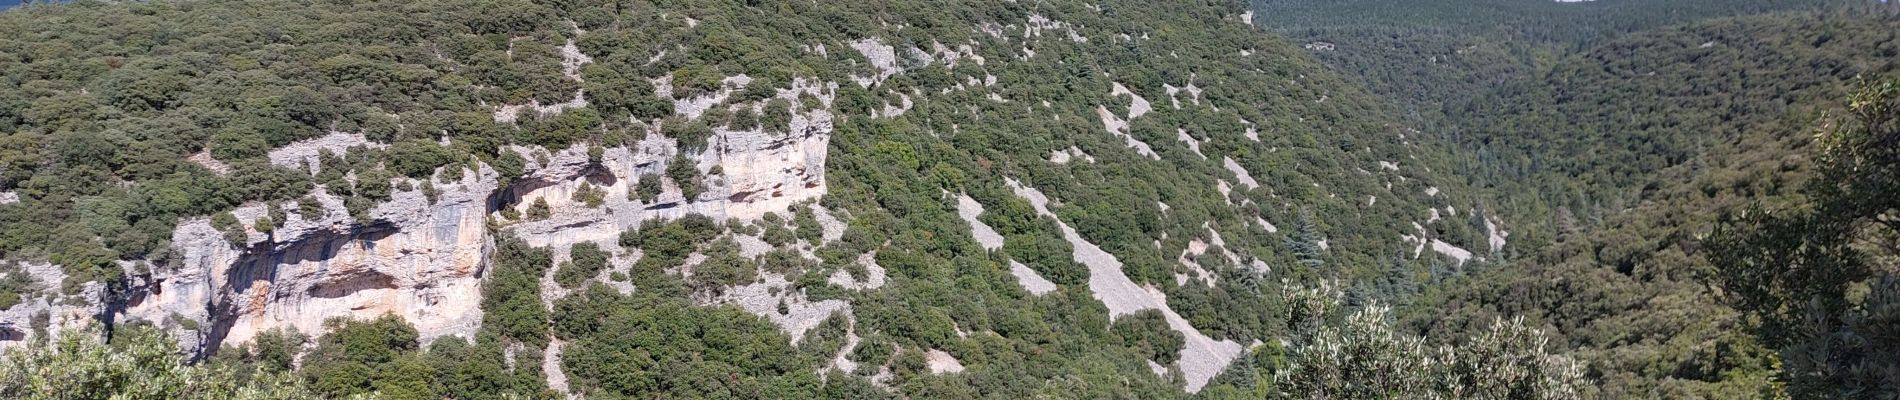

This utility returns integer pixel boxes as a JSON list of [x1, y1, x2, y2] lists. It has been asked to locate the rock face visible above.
[[107, 78, 836, 355], [115, 126, 830, 355], [0, 262, 107, 350], [268, 132, 384, 174], [506, 107, 832, 248], [716, 121, 832, 220], [107, 126, 831, 354], [122, 166, 498, 353]]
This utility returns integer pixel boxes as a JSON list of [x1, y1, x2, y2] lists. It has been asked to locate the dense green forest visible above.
[[0, 0, 1894, 398], [1252, 0, 1843, 115], [1311, 5, 1900, 400], [0, 0, 1495, 298], [0, 0, 1580, 398], [1253, 0, 1900, 397]]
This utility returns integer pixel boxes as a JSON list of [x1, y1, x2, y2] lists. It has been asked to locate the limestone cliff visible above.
[[120, 164, 497, 353], [93, 104, 832, 356]]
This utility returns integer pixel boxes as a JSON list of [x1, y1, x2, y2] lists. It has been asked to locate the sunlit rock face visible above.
[[111, 76, 836, 355], [0, 262, 106, 350], [124, 166, 498, 353], [507, 77, 835, 248]]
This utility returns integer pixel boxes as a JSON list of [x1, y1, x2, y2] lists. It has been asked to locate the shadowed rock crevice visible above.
[[308, 270, 399, 299]]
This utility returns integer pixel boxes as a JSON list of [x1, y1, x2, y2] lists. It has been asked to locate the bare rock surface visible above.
[[956, 193, 1059, 296], [543, 339, 573, 398], [849, 38, 900, 87], [1006, 178, 1243, 393], [1095, 106, 1160, 159], [124, 164, 498, 352], [1009, 261, 1058, 296], [1048, 146, 1095, 164], [1176, 239, 1217, 287], [1111, 82, 1153, 119], [508, 106, 831, 247], [188, 150, 231, 175], [494, 91, 590, 123], [955, 194, 1006, 251], [1486, 216, 1510, 253], [103, 77, 841, 353], [0, 262, 106, 350], [812, 204, 846, 244], [267, 132, 383, 173], [1403, 221, 1474, 266], [1095, 82, 1161, 159], [827, 251, 886, 290], [1177, 129, 1207, 159], [559, 39, 592, 81], [1224, 157, 1260, 189], [670, 74, 753, 121], [1164, 82, 1205, 109], [823, 314, 863, 374], [710, 272, 848, 342], [925, 349, 966, 374]]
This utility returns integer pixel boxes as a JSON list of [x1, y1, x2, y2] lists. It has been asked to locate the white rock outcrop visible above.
[[122, 165, 497, 353], [268, 132, 382, 173], [1009, 261, 1058, 296], [827, 251, 887, 291], [849, 38, 901, 88], [955, 194, 1006, 251], [1048, 146, 1096, 164], [1224, 157, 1259, 189], [925, 349, 966, 374], [1486, 216, 1510, 253], [0, 262, 107, 349], [100, 75, 839, 354], [1095, 82, 1162, 159], [713, 272, 848, 342], [508, 93, 832, 248], [1178, 129, 1207, 159], [1007, 178, 1243, 393]]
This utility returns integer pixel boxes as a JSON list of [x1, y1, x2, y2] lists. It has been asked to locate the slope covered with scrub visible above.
[[1251, 0, 1842, 115], [1401, 9, 1900, 399], [0, 0, 1530, 398]]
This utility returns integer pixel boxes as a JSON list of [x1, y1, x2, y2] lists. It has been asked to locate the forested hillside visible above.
[[0, 0, 1597, 398], [1393, 8, 1900, 399], [1, 0, 1890, 398], [1251, 0, 1900, 397], [1252, 0, 1842, 115]]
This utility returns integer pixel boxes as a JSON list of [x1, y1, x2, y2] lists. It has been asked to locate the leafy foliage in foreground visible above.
[[0, 325, 311, 399], [1707, 79, 1900, 399], [1202, 282, 1588, 399]]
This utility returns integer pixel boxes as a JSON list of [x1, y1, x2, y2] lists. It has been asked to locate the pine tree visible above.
[[1283, 209, 1325, 268], [1707, 79, 1900, 399]]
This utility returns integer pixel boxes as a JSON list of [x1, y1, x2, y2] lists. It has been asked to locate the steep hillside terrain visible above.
[[1400, 9, 1900, 398], [1251, 0, 1842, 115], [1248, 0, 1900, 396], [0, 0, 1545, 397]]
